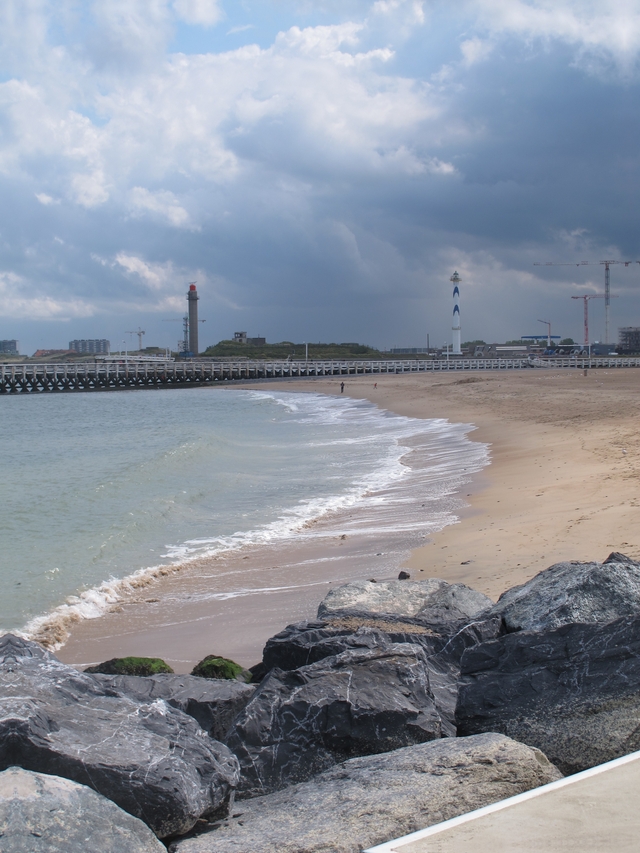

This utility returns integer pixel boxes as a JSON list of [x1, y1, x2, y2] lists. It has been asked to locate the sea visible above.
[[0, 387, 490, 647]]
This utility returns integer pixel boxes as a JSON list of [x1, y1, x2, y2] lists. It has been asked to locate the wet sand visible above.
[[57, 368, 640, 671]]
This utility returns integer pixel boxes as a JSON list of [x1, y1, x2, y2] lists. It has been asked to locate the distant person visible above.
[[340, 381, 344, 393], [374, 382, 377, 389]]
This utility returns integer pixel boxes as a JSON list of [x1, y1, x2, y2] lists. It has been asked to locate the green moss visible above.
[[84, 656, 174, 676], [191, 655, 248, 681]]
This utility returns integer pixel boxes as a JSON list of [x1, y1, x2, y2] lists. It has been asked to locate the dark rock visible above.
[[398, 570, 411, 580], [91, 672, 255, 741], [191, 655, 251, 682], [84, 656, 173, 676], [170, 733, 561, 853], [0, 766, 165, 853], [0, 634, 239, 838], [456, 613, 640, 774], [263, 616, 502, 671], [487, 554, 640, 633], [603, 551, 637, 565], [317, 578, 494, 626], [226, 638, 442, 797], [262, 616, 502, 738], [247, 661, 268, 683]]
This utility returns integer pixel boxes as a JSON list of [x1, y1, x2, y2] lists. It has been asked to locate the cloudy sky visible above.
[[1, 0, 640, 354]]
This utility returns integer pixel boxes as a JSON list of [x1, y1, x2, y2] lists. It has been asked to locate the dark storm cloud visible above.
[[1, 0, 640, 353]]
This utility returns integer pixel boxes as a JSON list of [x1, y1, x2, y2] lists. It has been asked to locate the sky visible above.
[[1, 0, 640, 354]]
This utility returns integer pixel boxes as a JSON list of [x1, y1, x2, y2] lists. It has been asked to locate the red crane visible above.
[[571, 295, 604, 348], [534, 260, 639, 344]]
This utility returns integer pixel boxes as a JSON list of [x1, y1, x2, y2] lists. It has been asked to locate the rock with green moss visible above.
[[191, 655, 250, 682], [84, 656, 174, 676]]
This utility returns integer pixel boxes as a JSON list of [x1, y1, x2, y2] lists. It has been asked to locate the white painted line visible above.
[[364, 748, 640, 853]]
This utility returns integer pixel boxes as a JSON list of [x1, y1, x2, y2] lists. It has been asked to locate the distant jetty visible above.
[[2, 354, 639, 393]]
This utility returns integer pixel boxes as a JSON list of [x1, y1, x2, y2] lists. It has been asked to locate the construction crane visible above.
[[571, 295, 606, 348], [537, 319, 552, 347], [534, 260, 640, 344], [162, 314, 205, 355], [126, 327, 146, 351], [163, 315, 190, 354]]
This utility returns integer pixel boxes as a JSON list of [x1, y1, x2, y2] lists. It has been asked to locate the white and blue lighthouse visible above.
[[450, 271, 461, 354]]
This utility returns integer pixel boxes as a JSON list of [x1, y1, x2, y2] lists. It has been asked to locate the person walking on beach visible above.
[[340, 382, 344, 393]]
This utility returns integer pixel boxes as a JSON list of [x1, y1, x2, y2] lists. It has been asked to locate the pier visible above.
[[1, 356, 639, 394]]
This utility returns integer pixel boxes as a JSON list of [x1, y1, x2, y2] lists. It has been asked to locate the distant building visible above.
[[69, 339, 110, 354], [0, 340, 18, 354], [32, 349, 75, 358], [618, 327, 640, 353], [233, 332, 266, 346]]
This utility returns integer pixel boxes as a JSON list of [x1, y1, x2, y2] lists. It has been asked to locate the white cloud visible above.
[[0, 272, 95, 320], [173, 0, 223, 27], [372, 0, 425, 26], [468, 0, 640, 73], [227, 24, 254, 35], [70, 171, 110, 207], [460, 37, 494, 66], [112, 253, 207, 311], [114, 253, 173, 291], [128, 187, 193, 228], [35, 192, 58, 205]]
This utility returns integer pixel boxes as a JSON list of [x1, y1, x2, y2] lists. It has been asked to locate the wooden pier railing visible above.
[[1, 357, 639, 394]]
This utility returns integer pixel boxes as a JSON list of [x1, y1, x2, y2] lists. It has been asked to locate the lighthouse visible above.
[[187, 283, 199, 356], [450, 271, 461, 355]]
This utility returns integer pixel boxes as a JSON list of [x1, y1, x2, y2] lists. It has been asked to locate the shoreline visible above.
[[56, 369, 640, 671]]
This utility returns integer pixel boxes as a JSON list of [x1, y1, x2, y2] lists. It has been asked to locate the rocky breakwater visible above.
[[0, 634, 240, 838], [226, 578, 501, 799], [180, 558, 640, 851], [6, 556, 640, 851], [171, 733, 560, 853], [456, 552, 640, 773]]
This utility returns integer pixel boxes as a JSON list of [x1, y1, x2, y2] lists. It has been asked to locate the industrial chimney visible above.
[[187, 283, 199, 356], [450, 271, 461, 355]]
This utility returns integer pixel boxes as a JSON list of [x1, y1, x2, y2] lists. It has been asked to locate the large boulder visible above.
[[261, 619, 501, 738], [317, 578, 494, 626], [170, 733, 561, 853], [0, 634, 239, 838], [262, 614, 501, 673], [226, 638, 442, 797], [487, 553, 640, 633], [92, 672, 255, 741], [0, 766, 165, 853], [456, 613, 640, 774]]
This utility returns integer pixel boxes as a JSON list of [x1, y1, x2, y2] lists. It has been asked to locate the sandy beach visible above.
[[56, 368, 640, 672]]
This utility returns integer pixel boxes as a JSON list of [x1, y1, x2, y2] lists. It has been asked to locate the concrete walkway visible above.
[[365, 750, 640, 853]]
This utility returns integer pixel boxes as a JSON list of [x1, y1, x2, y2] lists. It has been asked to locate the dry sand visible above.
[[57, 368, 640, 672]]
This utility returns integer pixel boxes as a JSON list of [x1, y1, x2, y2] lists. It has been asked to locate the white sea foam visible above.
[[13, 389, 490, 648]]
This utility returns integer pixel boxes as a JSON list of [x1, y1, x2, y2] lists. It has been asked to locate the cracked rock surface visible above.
[[317, 578, 494, 625], [0, 766, 165, 853], [170, 733, 561, 853], [456, 613, 640, 774], [226, 637, 443, 797], [261, 616, 502, 737], [485, 553, 640, 633], [0, 635, 240, 838], [92, 672, 255, 741]]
